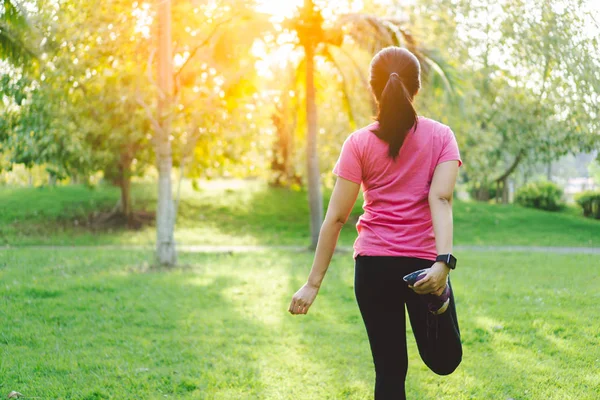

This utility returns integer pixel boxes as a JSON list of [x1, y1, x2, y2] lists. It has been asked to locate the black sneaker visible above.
[[403, 268, 451, 315]]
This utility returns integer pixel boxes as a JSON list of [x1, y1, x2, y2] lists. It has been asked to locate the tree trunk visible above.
[[495, 150, 525, 204], [502, 179, 509, 204], [474, 186, 490, 202], [546, 161, 552, 181], [495, 181, 501, 204], [156, 0, 176, 266], [119, 161, 132, 218], [304, 39, 323, 249]]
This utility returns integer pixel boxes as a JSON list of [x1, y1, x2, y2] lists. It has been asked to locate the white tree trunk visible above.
[[156, 0, 176, 266]]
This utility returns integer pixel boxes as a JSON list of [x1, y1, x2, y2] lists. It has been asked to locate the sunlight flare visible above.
[[255, 0, 303, 21]]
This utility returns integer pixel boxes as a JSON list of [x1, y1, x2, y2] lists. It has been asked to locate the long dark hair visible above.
[[370, 47, 421, 159]]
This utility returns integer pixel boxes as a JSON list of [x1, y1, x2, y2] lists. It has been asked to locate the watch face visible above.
[[448, 255, 456, 268], [437, 254, 456, 269]]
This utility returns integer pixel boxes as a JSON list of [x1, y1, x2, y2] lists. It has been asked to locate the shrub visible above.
[[514, 181, 564, 211], [575, 191, 600, 219], [468, 181, 498, 202]]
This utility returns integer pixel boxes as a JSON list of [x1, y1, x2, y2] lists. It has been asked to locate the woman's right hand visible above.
[[288, 283, 319, 315], [412, 262, 450, 296]]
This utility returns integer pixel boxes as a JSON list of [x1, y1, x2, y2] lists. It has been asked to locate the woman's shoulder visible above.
[[349, 122, 379, 138], [417, 116, 452, 133]]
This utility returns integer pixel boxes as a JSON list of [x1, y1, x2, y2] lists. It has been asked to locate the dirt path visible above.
[[1, 244, 599, 254]]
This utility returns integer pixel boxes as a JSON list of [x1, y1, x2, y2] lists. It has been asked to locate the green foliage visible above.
[[411, 0, 600, 189], [575, 191, 600, 219], [0, 0, 36, 64], [588, 160, 600, 186], [467, 181, 497, 202], [169, 0, 274, 180], [1, 0, 154, 185], [514, 181, 564, 211], [2, 0, 274, 215], [0, 248, 598, 398]]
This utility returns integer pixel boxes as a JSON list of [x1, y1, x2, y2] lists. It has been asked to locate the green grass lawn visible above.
[[0, 180, 598, 248], [0, 248, 598, 399]]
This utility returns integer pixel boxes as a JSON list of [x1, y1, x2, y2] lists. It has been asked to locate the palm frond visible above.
[[420, 52, 456, 97], [318, 44, 357, 130], [380, 19, 456, 96], [325, 13, 396, 54], [329, 44, 377, 115], [378, 19, 419, 52], [325, 13, 458, 100]]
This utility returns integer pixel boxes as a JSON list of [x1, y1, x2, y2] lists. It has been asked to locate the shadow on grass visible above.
[[0, 250, 271, 399], [5, 248, 595, 399]]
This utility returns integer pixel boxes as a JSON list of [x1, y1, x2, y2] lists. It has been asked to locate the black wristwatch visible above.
[[436, 254, 457, 270]]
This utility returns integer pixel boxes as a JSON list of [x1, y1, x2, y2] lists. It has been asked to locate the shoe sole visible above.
[[432, 298, 450, 315]]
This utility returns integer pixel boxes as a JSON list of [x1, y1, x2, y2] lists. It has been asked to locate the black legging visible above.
[[354, 255, 462, 400]]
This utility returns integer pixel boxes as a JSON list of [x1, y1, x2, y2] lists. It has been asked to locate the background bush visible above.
[[468, 181, 498, 202], [514, 181, 564, 211], [575, 191, 600, 219]]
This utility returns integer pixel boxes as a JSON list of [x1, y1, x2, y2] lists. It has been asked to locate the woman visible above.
[[288, 46, 463, 399]]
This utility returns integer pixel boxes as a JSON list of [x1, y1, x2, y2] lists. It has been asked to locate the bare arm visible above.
[[289, 177, 360, 315], [413, 160, 459, 295], [429, 160, 459, 255]]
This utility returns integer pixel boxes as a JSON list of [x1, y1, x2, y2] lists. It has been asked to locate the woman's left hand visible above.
[[412, 262, 450, 296]]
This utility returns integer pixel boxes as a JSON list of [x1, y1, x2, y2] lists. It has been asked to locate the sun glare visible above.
[[252, 0, 366, 79], [255, 0, 303, 21]]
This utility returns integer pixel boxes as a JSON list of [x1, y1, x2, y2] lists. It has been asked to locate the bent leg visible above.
[[406, 278, 462, 375]]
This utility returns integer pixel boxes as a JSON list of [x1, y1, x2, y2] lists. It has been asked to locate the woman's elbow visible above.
[[324, 214, 348, 229], [429, 193, 453, 205]]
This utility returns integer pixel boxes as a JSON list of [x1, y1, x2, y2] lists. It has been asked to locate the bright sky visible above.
[[255, 0, 302, 21], [252, 0, 599, 79], [255, 0, 365, 22]]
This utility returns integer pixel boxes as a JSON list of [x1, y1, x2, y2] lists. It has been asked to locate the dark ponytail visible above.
[[370, 47, 421, 160], [378, 73, 418, 159]]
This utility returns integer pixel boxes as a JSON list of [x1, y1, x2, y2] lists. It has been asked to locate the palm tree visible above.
[[0, 0, 35, 64], [286, 0, 455, 248]]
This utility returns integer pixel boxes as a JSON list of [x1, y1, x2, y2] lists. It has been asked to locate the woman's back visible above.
[[333, 116, 461, 259]]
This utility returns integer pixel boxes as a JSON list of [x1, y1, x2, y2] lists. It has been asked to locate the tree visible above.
[[1, 0, 156, 216], [414, 0, 600, 202], [150, 0, 270, 266], [154, 0, 176, 266], [0, 0, 172, 233]]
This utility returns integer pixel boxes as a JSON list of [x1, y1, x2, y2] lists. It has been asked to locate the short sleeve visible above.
[[333, 135, 362, 184], [438, 128, 463, 167]]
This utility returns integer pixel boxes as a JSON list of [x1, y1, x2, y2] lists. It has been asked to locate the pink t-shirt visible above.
[[333, 117, 462, 260]]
